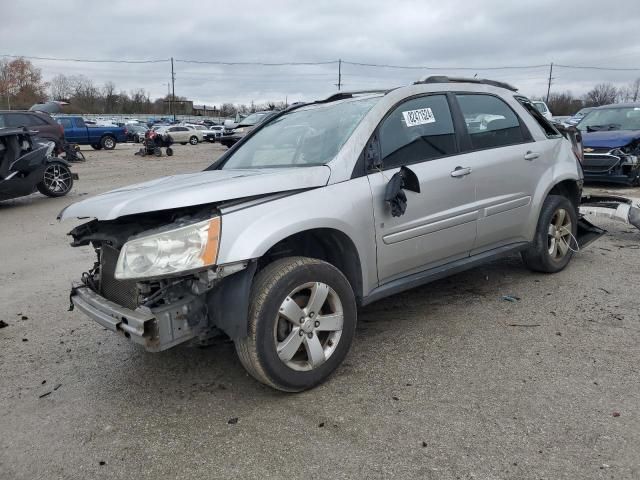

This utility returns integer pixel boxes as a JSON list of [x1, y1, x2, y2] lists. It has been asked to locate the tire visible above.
[[235, 257, 357, 392], [91, 144, 102, 150], [153, 147, 162, 157], [180, 142, 187, 145], [37, 161, 74, 197], [166, 147, 173, 156], [521, 195, 578, 273], [100, 136, 116, 150], [189, 136, 199, 145]]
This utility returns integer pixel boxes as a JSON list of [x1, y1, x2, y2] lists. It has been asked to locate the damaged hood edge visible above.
[[58, 166, 332, 221]]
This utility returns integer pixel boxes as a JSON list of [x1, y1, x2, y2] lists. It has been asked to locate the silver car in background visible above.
[[59, 77, 587, 391]]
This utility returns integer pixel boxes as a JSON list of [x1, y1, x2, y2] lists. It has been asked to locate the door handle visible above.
[[450, 166, 472, 178], [524, 151, 540, 161]]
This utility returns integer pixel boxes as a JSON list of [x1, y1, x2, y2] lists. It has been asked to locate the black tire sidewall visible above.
[[252, 261, 357, 391], [189, 136, 198, 145]]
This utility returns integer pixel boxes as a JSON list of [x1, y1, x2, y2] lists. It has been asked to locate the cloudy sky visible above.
[[2, 0, 640, 106]]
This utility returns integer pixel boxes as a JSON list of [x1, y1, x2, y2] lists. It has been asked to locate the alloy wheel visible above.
[[273, 282, 344, 371], [43, 164, 72, 194], [547, 208, 573, 260]]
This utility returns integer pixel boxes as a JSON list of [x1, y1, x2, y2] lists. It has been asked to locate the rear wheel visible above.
[[153, 147, 162, 157], [236, 257, 357, 392], [522, 195, 577, 273], [37, 161, 74, 197], [166, 147, 173, 156], [189, 136, 198, 145], [100, 135, 116, 150]]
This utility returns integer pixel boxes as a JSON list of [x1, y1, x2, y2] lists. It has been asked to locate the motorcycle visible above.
[[0, 127, 78, 202]]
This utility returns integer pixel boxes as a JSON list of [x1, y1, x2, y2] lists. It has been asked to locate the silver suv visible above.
[[60, 77, 585, 391]]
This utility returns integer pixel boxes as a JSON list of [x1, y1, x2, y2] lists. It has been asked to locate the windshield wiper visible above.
[[587, 124, 621, 132]]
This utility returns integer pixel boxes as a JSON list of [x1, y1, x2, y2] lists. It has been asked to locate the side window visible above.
[[58, 118, 73, 129], [456, 94, 528, 150], [5, 114, 33, 127], [75, 118, 86, 128], [515, 96, 560, 138], [379, 94, 456, 169]]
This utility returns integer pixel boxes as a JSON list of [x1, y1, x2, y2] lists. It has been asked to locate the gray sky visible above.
[[2, 0, 640, 106]]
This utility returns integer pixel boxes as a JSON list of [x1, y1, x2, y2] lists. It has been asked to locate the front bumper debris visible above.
[[71, 285, 203, 352], [583, 152, 640, 185]]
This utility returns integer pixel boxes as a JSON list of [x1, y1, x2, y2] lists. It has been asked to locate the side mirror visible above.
[[384, 166, 420, 217]]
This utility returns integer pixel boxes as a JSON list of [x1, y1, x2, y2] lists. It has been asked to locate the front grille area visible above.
[[584, 146, 612, 154], [100, 245, 139, 309]]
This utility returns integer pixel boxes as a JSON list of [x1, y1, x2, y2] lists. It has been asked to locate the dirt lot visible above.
[[1, 142, 639, 480]]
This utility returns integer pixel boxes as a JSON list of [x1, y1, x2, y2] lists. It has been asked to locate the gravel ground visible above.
[[1, 142, 639, 480]]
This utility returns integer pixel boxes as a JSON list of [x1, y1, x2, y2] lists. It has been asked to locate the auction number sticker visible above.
[[402, 108, 436, 127]]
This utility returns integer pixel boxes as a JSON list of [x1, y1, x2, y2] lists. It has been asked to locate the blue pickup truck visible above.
[[55, 116, 126, 150]]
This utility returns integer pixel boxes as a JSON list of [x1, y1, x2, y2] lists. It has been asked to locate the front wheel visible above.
[[189, 136, 199, 145], [166, 147, 173, 156], [37, 161, 74, 197], [235, 257, 357, 392], [522, 195, 578, 273]]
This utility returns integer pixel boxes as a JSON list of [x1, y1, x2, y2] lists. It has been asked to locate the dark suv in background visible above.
[[0, 111, 65, 150]]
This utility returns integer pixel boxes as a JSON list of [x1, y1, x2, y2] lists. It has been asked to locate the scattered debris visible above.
[[507, 324, 540, 327], [99, 461, 106, 466], [612, 412, 620, 417], [21, 315, 28, 320], [422, 441, 428, 447], [392, 396, 399, 401], [0, 320, 8, 328], [599, 287, 611, 294], [41, 380, 46, 385], [39, 391, 51, 398], [501, 295, 521, 302], [227, 417, 238, 425], [555, 332, 562, 336], [22, 338, 28, 342], [318, 422, 325, 428], [54, 383, 62, 391]]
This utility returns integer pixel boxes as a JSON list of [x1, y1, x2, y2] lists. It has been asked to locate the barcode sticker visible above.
[[402, 108, 436, 127]]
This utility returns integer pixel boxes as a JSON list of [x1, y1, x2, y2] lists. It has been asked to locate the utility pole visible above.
[[336, 59, 342, 91], [171, 57, 176, 121], [546, 62, 553, 103]]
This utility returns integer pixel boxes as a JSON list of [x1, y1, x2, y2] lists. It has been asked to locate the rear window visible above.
[[57, 118, 73, 129], [515, 96, 560, 138]]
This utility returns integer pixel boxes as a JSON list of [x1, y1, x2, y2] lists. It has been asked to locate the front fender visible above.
[[217, 177, 378, 296]]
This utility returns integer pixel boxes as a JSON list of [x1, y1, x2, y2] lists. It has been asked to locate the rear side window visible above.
[[515, 96, 560, 138], [456, 94, 528, 150], [5, 113, 38, 128], [379, 94, 456, 169], [58, 118, 73, 129]]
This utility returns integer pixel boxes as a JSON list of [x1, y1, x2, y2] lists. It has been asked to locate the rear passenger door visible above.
[[453, 93, 547, 253], [368, 94, 478, 284]]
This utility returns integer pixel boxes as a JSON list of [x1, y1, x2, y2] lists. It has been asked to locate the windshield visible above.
[[238, 112, 271, 126], [221, 96, 380, 169], [578, 106, 640, 131]]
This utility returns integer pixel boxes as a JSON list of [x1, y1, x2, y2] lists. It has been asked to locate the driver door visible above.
[[367, 94, 478, 284]]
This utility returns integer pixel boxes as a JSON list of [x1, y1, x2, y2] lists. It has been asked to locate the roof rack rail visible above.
[[317, 89, 391, 104], [414, 76, 518, 92]]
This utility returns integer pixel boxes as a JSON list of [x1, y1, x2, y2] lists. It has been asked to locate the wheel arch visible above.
[[258, 228, 364, 302]]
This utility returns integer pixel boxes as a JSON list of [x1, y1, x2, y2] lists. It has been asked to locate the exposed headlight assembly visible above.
[[114, 217, 221, 280]]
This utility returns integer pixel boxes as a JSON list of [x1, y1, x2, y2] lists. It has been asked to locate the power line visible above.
[[0, 54, 168, 64], [175, 59, 338, 66], [3, 53, 640, 72]]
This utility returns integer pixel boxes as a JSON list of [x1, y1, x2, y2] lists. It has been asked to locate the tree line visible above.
[[2, 56, 639, 117]]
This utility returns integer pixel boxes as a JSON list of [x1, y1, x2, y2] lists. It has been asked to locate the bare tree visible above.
[[584, 83, 618, 107], [49, 74, 74, 101], [618, 78, 640, 103], [0, 57, 47, 109]]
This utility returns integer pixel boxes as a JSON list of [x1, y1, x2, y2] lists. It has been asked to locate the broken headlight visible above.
[[114, 217, 221, 280]]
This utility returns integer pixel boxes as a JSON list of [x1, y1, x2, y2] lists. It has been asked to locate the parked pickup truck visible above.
[[56, 116, 126, 150]]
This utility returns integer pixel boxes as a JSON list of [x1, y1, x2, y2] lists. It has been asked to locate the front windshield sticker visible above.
[[402, 108, 436, 127]]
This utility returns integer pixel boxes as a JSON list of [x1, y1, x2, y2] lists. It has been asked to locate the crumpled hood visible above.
[[582, 130, 640, 149], [59, 166, 331, 221]]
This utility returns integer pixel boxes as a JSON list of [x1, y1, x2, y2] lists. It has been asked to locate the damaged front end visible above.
[[68, 209, 252, 351], [582, 145, 640, 186]]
